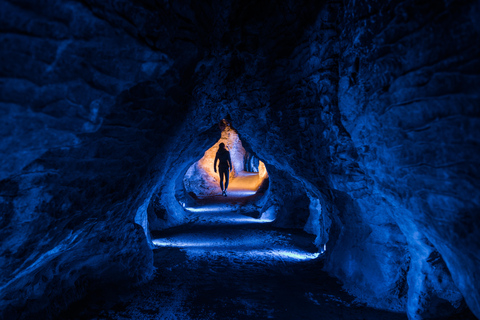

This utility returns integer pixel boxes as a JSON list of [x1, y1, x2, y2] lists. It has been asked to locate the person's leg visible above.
[[224, 170, 230, 191], [219, 169, 225, 192], [219, 168, 229, 195]]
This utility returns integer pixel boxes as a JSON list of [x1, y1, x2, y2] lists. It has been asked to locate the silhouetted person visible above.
[[214, 143, 232, 196]]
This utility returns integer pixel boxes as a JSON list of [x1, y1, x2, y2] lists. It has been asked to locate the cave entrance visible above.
[[180, 120, 269, 215]]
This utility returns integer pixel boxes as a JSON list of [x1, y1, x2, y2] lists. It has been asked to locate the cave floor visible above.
[[59, 207, 412, 320]]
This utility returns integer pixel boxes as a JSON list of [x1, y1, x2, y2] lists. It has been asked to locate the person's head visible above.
[[219, 143, 225, 150]]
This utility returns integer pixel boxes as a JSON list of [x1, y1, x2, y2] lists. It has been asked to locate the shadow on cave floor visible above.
[[58, 210, 415, 320]]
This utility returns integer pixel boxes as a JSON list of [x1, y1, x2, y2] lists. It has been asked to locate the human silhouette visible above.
[[214, 143, 232, 196]]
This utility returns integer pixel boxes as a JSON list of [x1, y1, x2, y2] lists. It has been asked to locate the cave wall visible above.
[[222, 1, 413, 313], [175, 1, 413, 313], [179, 0, 479, 318], [0, 0, 479, 319], [0, 0, 202, 318], [337, 0, 480, 318]]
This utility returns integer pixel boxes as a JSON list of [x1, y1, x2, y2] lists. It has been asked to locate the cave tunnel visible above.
[[0, 0, 479, 319], [180, 119, 269, 208]]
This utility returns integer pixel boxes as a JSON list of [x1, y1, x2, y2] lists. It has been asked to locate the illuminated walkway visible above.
[[183, 171, 268, 214], [59, 200, 409, 320], [152, 211, 319, 261], [68, 196, 408, 320]]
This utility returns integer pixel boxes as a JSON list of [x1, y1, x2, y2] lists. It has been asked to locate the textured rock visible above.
[[0, 0, 195, 318], [0, 0, 478, 319], [337, 0, 480, 317]]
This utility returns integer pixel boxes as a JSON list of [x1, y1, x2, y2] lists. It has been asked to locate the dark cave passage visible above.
[[60, 205, 408, 320], [59, 209, 476, 320], [1, 0, 479, 319]]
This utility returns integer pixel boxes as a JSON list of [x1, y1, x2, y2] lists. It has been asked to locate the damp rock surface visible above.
[[0, 0, 479, 319]]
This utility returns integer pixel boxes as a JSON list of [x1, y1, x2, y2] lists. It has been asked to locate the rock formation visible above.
[[0, 0, 478, 319]]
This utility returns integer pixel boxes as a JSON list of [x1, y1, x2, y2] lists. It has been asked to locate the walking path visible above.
[[59, 194, 409, 320]]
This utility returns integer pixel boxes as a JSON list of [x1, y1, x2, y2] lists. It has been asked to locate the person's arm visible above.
[[214, 153, 218, 173], [227, 152, 232, 171]]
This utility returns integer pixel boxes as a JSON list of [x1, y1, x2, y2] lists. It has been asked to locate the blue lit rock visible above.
[[336, 0, 480, 317], [0, 0, 478, 319], [0, 0, 194, 318]]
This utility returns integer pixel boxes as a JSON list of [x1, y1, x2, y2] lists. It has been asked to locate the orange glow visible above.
[[184, 120, 268, 197]]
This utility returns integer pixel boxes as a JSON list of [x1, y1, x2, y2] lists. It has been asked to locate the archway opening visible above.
[[180, 120, 270, 216]]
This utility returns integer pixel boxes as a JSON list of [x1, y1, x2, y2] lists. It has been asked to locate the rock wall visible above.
[[218, 0, 414, 313], [180, 1, 480, 318], [337, 0, 480, 318], [1, 0, 478, 319], [0, 0, 201, 318]]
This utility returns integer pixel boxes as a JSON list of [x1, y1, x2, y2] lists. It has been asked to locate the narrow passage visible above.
[[59, 192, 408, 320]]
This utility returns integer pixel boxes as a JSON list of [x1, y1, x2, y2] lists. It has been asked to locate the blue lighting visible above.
[[153, 238, 320, 261], [182, 206, 274, 224]]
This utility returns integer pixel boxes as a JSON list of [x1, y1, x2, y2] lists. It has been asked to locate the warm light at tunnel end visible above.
[[184, 119, 269, 198]]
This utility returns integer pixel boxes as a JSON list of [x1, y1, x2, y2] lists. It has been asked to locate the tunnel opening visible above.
[[2, 0, 479, 318], [148, 120, 321, 269], [150, 118, 321, 261], [177, 119, 270, 217]]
